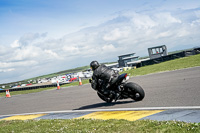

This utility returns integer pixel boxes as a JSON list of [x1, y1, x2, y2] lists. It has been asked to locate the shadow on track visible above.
[[74, 100, 137, 110]]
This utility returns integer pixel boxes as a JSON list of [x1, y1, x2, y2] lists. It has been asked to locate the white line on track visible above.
[[1, 106, 200, 118]]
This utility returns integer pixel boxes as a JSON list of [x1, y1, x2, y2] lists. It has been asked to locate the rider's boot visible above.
[[114, 92, 120, 102]]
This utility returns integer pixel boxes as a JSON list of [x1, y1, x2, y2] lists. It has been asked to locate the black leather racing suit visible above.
[[91, 64, 119, 94]]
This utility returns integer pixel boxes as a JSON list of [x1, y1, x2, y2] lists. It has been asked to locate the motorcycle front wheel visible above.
[[124, 82, 145, 101], [97, 92, 113, 103]]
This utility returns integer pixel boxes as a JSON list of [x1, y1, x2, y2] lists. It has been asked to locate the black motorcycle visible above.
[[89, 73, 145, 103]]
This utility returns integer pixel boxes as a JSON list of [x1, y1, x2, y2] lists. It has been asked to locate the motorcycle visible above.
[[89, 73, 145, 103]]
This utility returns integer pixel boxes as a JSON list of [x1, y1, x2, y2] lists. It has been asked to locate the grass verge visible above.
[[0, 119, 199, 133], [124, 54, 200, 76]]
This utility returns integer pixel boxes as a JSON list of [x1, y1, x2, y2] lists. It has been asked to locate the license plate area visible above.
[[125, 76, 129, 80]]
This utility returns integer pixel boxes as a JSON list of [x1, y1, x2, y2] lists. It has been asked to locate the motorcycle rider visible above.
[[90, 61, 119, 100]]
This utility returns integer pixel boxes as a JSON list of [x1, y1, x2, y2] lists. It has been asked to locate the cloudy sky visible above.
[[0, 0, 200, 84]]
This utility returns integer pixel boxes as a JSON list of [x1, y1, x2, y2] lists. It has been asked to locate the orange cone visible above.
[[57, 81, 60, 90], [79, 77, 82, 86], [6, 90, 11, 98]]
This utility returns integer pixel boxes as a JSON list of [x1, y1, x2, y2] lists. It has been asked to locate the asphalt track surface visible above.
[[0, 67, 200, 116]]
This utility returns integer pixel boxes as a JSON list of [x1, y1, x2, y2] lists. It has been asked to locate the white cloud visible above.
[[63, 46, 80, 55], [19, 32, 48, 46], [0, 61, 38, 68], [0, 45, 7, 55], [102, 44, 117, 52], [10, 40, 20, 48], [103, 28, 130, 41], [11, 46, 40, 61], [157, 31, 173, 38], [44, 49, 61, 59], [192, 19, 200, 26], [130, 13, 157, 29], [154, 12, 182, 25], [0, 68, 15, 73]]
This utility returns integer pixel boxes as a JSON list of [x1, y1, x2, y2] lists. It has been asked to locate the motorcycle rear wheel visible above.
[[124, 82, 145, 101], [97, 92, 113, 103]]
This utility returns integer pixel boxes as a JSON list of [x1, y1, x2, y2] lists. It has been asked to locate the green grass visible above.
[[0, 119, 199, 133], [124, 54, 200, 76], [1, 54, 200, 98]]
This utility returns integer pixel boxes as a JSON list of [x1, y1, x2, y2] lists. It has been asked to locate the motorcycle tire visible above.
[[124, 82, 145, 101], [97, 92, 113, 103]]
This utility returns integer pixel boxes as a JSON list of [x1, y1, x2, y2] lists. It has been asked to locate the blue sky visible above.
[[0, 0, 200, 84]]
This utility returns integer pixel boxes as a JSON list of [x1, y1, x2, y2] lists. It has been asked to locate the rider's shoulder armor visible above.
[[93, 64, 114, 81]]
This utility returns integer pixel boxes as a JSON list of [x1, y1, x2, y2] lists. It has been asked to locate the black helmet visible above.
[[90, 61, 100, 70]]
